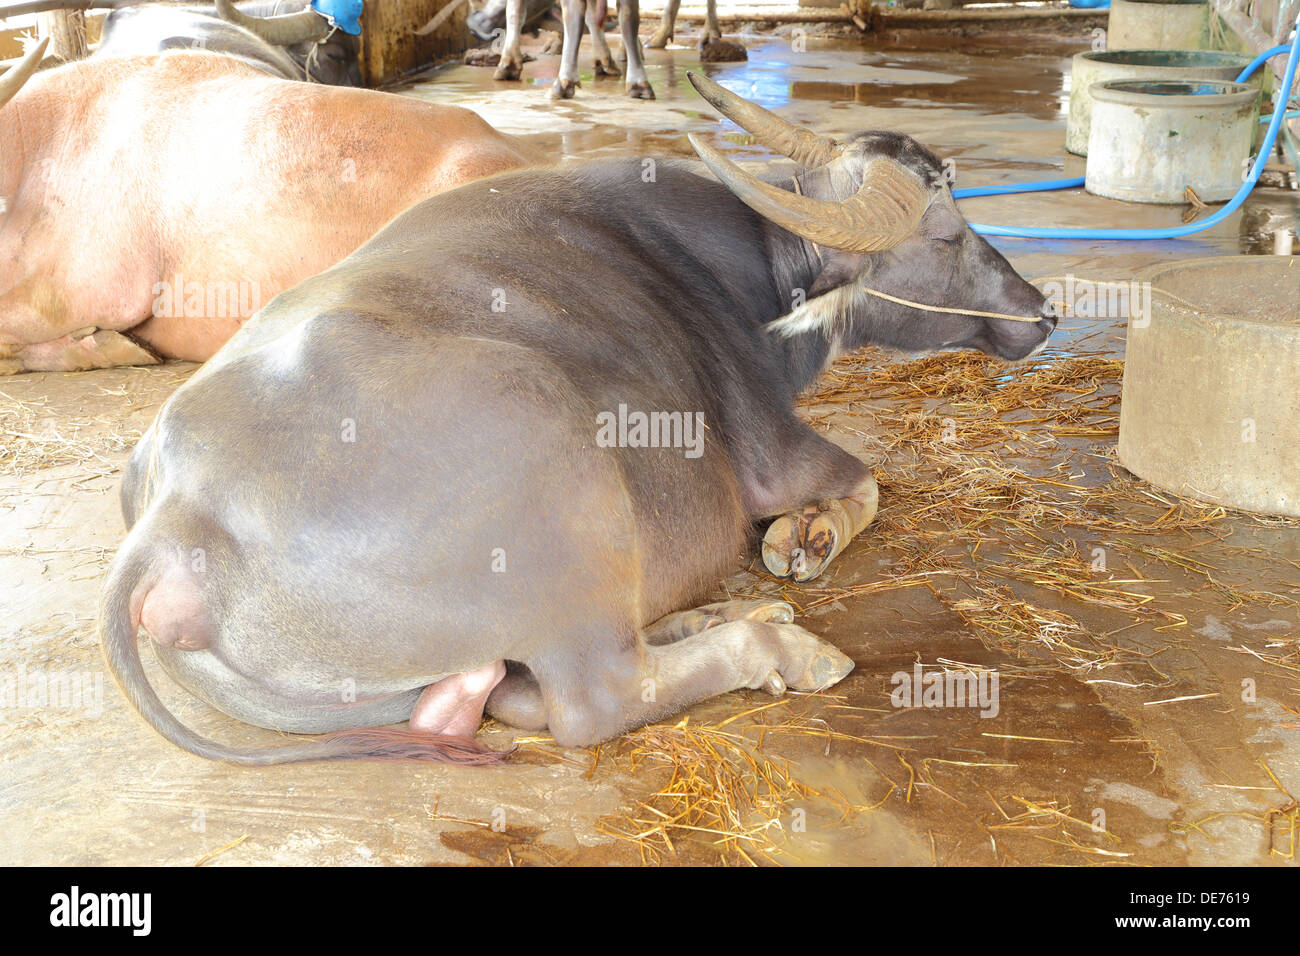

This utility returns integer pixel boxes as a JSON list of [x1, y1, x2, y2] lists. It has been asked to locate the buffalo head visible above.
[[214, 0, 361, 86], [686, 71, 1056, 362]]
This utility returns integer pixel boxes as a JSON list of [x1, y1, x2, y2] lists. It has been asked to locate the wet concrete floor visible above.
[[1, 27, 1297, 865]]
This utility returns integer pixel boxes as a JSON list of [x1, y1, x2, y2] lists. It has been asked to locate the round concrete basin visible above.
[[1085, 79, 1259, 203], [1119, 256, 1300, 517], [1066, 49, 1254, 155]]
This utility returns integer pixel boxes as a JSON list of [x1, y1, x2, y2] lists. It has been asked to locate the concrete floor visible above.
[[2, 26, 1297, 866]]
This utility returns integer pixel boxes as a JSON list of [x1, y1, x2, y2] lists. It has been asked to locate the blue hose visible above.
[[954, 33, 1300, 239]]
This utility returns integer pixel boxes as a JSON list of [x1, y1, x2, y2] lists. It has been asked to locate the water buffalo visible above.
[[100, 72, 1056, 765], [0, 0, 359, 85], [0, 40, 535, 373], [494, 0, 740, 98]]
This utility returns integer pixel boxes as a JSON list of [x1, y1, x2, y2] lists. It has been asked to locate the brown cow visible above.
[[0, 41, 536, 373]]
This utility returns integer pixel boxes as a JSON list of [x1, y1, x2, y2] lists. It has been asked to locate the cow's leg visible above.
[[620, 0, 653, 98], [493, 0, 526, 81], [587, 0, 619, 75], [550, 0, 586, 99], [761, 474, 878, 583], [642, 598, 794, 645], [8, 328, 161, 374], [647, 0, 681, 47], [532, 619, 852, 746], [409, 661, 507, 737], [486, 598, 797, 729], [740, 424, 878, 583], [702, 0, 721, 43]]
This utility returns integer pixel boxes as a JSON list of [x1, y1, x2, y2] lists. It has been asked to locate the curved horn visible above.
[[686, 70, 841, 168], [688, 133, 927, 254], [0, 37, 47, 111], [214, 0, 330, 46]]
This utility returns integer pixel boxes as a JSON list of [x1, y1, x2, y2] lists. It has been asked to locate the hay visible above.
[[0, 388, 143, 478], [785, 345, 1298, 675], [593, 699, 899, 865]]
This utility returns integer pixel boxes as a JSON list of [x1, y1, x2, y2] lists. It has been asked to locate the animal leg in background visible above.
[[619, 0, 653, 98], [550, 0, 586, 99], [702, 0, 721, 44], [494, 0, 527, 80], [647, 0, 680, 47], [588, 0, 619, 75]]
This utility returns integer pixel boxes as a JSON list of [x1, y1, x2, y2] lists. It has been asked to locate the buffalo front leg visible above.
[[762, 474, 878, 583], [647, 0, 680, 47], [550, 0, 586, 99], [493, 0, 526, 80], [620, 0, 654, 98], [641, 598, 794, 645]]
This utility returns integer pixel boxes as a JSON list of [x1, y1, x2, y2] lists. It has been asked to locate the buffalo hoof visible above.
[[493, 57, 524, 81], [783, 642, 855, 694], [757, 623, 855, 695], [626, 80, 655, 100], [549, 78, 578, 99], [593, 57, 621, 77], [762, 479, 877, 583], [540, 32, 562, 55], [647, 27, 672, 48], [699, 36, 747, 63]]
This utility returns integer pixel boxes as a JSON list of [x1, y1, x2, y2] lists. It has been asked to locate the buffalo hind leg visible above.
[[503, 618, 852, 748], [762, 474, 878, 583], [484, 661, 549, 731], [486, 600, 797, 728]]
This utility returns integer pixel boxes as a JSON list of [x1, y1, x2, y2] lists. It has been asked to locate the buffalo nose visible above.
[[1037, 300, 1059, 333]]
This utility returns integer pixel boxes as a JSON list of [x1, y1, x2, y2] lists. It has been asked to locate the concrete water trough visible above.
[[1119, 256, 1300, 517], [1066, 48, 1254, 155], [1106, 0, 1211, 52], [1085, 78, 1259, 202]]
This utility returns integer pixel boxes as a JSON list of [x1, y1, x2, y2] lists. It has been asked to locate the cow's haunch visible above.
[[0, 44, 535, 373], [101, 77, 1056, 764]]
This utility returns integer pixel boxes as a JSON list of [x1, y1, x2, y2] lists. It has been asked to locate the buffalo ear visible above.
[[919, 202, 964, 242], [767, 253, 866, 340], [807, 253, 864, 298]]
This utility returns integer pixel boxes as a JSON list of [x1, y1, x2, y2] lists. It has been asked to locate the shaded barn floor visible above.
[[2, 28, 1297, 866]]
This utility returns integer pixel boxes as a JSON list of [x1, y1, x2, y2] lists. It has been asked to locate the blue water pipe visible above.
[[952, 33, 1300, 239]]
